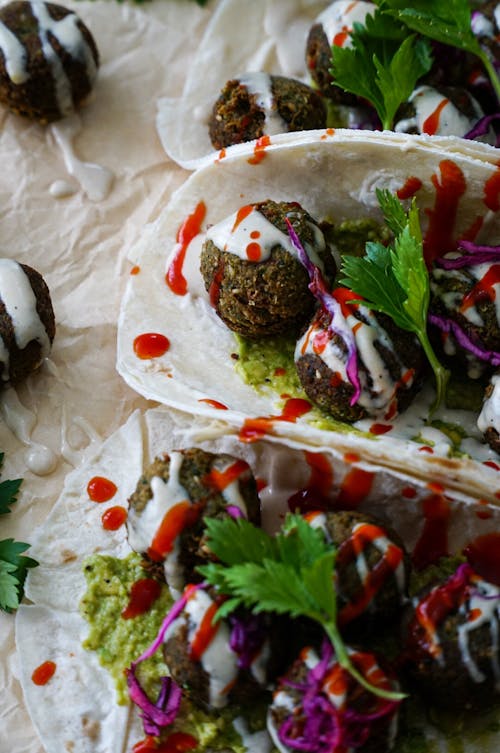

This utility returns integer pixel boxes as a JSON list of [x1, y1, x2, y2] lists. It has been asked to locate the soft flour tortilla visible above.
[[15, 406, 500, 753], [155, 0, 500, 169], [117, 129, 500, 505]]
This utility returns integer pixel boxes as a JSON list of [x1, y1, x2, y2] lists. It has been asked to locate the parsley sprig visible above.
[[330, 0, 500, 129], [339, 190, 449, 413], [0, 453, 37, 612], [199, 513, 405, 702]]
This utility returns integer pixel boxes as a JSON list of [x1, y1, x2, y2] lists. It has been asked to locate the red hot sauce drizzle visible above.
[[336, 467, 375, 510], [101, 506, 127, 531], [484, 160, 500, 212], [411, 494, 450, 571], [133, 333, 170, 360], [396, 177, 423, 200], [147, 501, 203, 562], [165, 201, 207, 296], [87, 476, 117, 503], [288, 451, 334, 513], [247, 135, 271, 165], [463, 532, 500, 586], [238, 398, 312, 443], [122, 578, 162, 619], [32, 660, 56, 686], [423, 160, 467, 266], [197, 398, 228, 410]]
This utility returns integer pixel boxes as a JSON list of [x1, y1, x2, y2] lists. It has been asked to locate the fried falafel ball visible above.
[[305, 0, 374, 102], [402, 563, 500, 711], [127, 448, 261, 596], [477, 372, 500, 454], [0, 1, 99, 123], [208, 72, 326, 150], [200, 200, 336, 339], [295, 287, 426, 423], [162, 585, 284, 711], [0, 258, 55, 386], [304, 510, 409, 631], [268, 642, 401, 753]]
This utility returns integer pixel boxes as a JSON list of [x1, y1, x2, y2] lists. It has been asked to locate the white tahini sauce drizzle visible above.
[[205, 205, 326, 271], [317, 0, 373, 48], [456, 579, 500, 687], [0, 388, 57, 476], [239, 72, 288, 136], [50, 114, 114, 201], [0, 258, 51, 383], [478, 374, 500, 436], [394, 85, 483, 137], [233, 716, 273, 753], [0, 21, 28, 83]]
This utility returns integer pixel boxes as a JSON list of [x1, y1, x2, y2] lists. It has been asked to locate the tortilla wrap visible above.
[[117, 129, 500, 506], [156, 0, 499, 169], [15, 405, 500, 753]]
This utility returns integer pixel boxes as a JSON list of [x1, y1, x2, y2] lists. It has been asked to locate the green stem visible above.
[[420, 334, 450, 415], [478, 50, 500, 104]]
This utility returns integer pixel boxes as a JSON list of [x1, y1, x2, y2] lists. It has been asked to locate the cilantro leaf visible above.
[[0, 559, 20, 611], [340, 190, 449, 412], [0, 477, 23, 515]]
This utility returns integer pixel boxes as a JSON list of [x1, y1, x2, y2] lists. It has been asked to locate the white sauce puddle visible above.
[[0, 387, 57, 476]]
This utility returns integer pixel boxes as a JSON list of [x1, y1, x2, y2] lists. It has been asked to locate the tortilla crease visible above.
[[117, 130, 500, 505], [156, 0, 500, 169], [14, 406, 500, 753]]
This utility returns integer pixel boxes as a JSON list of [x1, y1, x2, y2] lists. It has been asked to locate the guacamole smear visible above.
[[80, 553, 267, 752]]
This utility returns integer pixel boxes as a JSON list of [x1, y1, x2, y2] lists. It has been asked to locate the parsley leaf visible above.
[[199, 514, 405, 702], [340, 190, 449, 412], [0, 455, 37, 612]]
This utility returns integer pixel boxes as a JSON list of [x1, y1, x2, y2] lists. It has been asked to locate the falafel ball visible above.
[[402, 563, 500, 711], [393, 85, 489, 139], [305, 0, 374, 102], [477, 372, 500, 455], [304, 509, 409, 630], [126, 448, 261, 596], [200, 199, 336, 339], [295, 287, 426, 423], [162, 585, 282, 710], [0, 258, 55, 386], [268, 642, 401, 753], [0, 1, 99, 123], [208, 72, 326, 150]]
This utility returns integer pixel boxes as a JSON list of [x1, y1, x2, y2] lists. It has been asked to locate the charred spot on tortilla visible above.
[[200, 200, 336, 340], [394, 85, 488, 139], [208, 73, 326, 150], [295, 291, 426, 423], [478, 372, 500, 455], [402, 563, 500, 712], [304, 509, 409, 632], [267, 642, 400, 753], [126, 448, 261, 597], [0, 259, 55, 386], [0, 1, 99, 123]]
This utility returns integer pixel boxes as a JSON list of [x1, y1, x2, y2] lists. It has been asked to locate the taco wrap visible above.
[[15, 405, 500, 753], [117, 129, 500, 505]]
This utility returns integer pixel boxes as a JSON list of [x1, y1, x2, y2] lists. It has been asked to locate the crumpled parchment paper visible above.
[[0, 1, 213, 749]]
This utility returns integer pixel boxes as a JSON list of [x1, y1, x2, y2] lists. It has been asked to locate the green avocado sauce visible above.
[[80, 553, 267, 752]]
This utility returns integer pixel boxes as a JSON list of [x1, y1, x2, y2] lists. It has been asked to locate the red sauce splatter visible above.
[[397, 176, 422, 200], [147, 502, 203, 562], [217, 148, 227, 161], [246, 241, 262, 261], [256, 477, 267, 492], [208, 261, 224, 308], [320, 128, 336, 140], [165, 201, 206, 295], [31, 661, 56, 686], [133, 733, 198, 753], [87, 476, 117, 503], [464, 532, 500, 585], [484, 460, 500, 471], [422, 97, 449, 135], [198, 398, 228, 410], [427, 481, 445, 494], [412, 494, 450, 570], [344, 452, 359, 463], [423, 160, 467, 265], [122, 578, 162, 619], [247, 135, 271, 165], [484, 160, 500, 211], [102, 506, 127, 531], [232, 204, 254, 231], [274, 367, 286, 377], [369, 423, 392, 436], [336, 467, 375, 509], [461, 264, 500, 313], [280, 398, 312, 421], [333, 29, 349, 46], [205, 459, 249, 492], [130, 265, 140, 275], [133, 333, 170, 359], [402, 486, 417, 499], [238, 398, 312, 442], [418, 445, 434, 454], [189, 600, 219, 662], [288, 451, 334, 513]]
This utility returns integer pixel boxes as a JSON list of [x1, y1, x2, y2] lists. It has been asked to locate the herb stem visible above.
[[420, 334, 450, 415], [478, 51, 500, 103]]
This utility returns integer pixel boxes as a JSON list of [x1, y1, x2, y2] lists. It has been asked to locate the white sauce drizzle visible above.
[[49, 179, 77, 198], [0, 387, 57, 476], [394, 85, 481, 137], [456, 580, 500, 687], [233, 717, 273, 753], [317, 0, 373, 48], [239, 72, 288, 136], [478, 374, 500, 435], [0, 21, 28, 83]]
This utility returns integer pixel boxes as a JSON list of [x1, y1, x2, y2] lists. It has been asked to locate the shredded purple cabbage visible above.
[[285, 219, 361, 405], [125, 582, 206, 735], [464, 113, 500, 146], [428, 312, 500, 366], [436, 240, 500, 269], [226, 504, 245, 519], [229, 613, 266, 670]]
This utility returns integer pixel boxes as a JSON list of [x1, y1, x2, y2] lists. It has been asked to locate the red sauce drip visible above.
[[369, 423, 392, 436], [165, 201, 206, 296], [247, 135, 271, 165], [336, 468, 375, 509], [102, 506, 127, 531], [422, 97, 449, 135], [205, 458, 249, 492], [484, 460, 500, 471], [147, 502, 203, 562], [344, 452, 359, 463], [411, 494, 450, 570], [333, 29, 349, 46], [484, 160, 500, 211], [208, 261, 224, 308], [280, 397, 312, 421], [274, 366, 286, 377], [461, 264, 500, 312], [31, 660, 56, 686], [288, 451, 334, 513], [397, 176, 423, 200], [130, 265, 140, 275], [238, 398, 312, 443], [133, 733, 198, 753], [122, 578, 162, 619], [189, 601, 219, 662], [256, 477, 267, 492], [402, 486, 417, 499], [423, 160, 466, 265], [332, 287, 363, 318], [133, 333, 170, 360], [337, 523, 404, 626], [87, 476, 117, 503], [231, 204, 254, 232], [217, 149, 227, 161], [427, 481, 445, 494], [246, 241, 262, 261], [198, 398, 228, 410], [418, 445, 434, 454], [464, 533, 500, 585]]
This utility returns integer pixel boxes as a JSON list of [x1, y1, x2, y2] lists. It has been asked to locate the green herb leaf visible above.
[[0, 478, 23, 515], [340, 190, 449, 411]]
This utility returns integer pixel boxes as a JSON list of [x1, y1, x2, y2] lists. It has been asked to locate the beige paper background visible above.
[[0, 1, 212, 750]]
